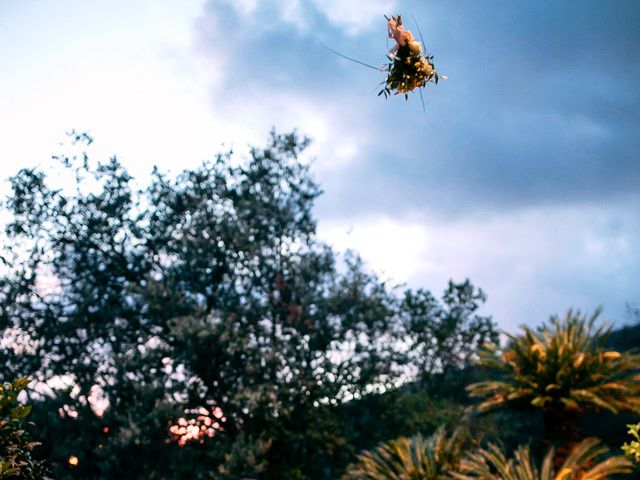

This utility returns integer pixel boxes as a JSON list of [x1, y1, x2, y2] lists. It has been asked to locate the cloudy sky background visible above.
[[1, 0, 639, 331]]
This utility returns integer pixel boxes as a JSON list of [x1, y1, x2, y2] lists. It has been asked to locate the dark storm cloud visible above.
[[425, 0, 640, 206], [196, 1, 372, 96], [342, 0, 640, 216], [198, 0, 640, 219]]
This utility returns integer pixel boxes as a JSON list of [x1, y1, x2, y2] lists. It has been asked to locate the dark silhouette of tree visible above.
[[0, 130, 497, 479]]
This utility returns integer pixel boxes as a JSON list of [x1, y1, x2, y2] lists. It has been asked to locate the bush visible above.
[[0, 377, 47, 479]]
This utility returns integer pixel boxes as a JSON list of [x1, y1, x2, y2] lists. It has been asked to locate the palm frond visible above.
[[467, 309, 640, 415], [342, 426, 468, 479], [454, 438, 633, 480]]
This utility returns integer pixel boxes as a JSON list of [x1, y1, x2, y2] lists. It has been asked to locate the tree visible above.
[[0, 130, 496, 479], [401, 281, 498, 390], [453, 438, 632, 480], [467, 309, 640, 464]]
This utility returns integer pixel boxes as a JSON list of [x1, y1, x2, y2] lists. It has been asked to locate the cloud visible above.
[[0, 0, 214, 183], [215, 0, 398, 35], [318, 202, 640, 331], [214, 0, 309, 31], [2, 0, 638, 333], [311, 0, 397, 35], [192, 0, 640, 221], [319, 216, 429, 282], [187, 1, 640, 331]]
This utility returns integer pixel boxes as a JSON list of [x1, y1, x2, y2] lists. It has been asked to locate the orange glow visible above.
[[169, 405, 227, 446], [102, 426, 109, 434], [68, 455, 79, 466]]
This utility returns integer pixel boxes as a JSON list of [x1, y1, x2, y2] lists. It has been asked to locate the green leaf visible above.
[[12, 377, 30, 391]]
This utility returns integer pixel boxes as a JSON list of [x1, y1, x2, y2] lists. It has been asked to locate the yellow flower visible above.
[[603, 351, 621, 360], [408, 41, 422, 54], [531, 343, 545, 357], [383, 14, 443, 95]]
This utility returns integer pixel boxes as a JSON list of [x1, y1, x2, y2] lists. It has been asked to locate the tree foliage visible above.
[[402, 282, 497, 388], [0, 130, 496, 479], [0, 378, 47, 479]]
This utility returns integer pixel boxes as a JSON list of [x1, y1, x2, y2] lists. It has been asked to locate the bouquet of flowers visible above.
[[379, 15, 443, 99], [320, 14, 444, 103]]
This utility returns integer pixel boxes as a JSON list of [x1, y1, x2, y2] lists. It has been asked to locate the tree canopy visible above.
[[0, 130, 497, 479]]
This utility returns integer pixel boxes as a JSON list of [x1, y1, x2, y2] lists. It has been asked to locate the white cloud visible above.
[[319, 216, 429, 282], [221, 0, 260, 16], [216, 0, 308, 31], [0, 0, 218, 185], [319, 203, 640, 332], [312, 0, 398, 35], [192, 78, 372, 173]]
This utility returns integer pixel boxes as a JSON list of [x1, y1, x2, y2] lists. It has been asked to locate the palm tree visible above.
[[341, 427, 468, 480], [467, 309, 640, 462], [451, 438, 632, 480]]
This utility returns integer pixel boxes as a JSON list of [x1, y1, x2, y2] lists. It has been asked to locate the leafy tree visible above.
[[453, 438, 632, 480], [340, 388, 468, 454], [467, 309, 640, 463], [341, 427, 470, 480], [0, 130, 496, 479], [401, 282, 498, 390], [605, 307, 640, 352], [0, 378, 47, 479]]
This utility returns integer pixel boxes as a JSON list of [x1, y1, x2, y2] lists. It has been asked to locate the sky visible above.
[[1, 0, 639, 332]]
